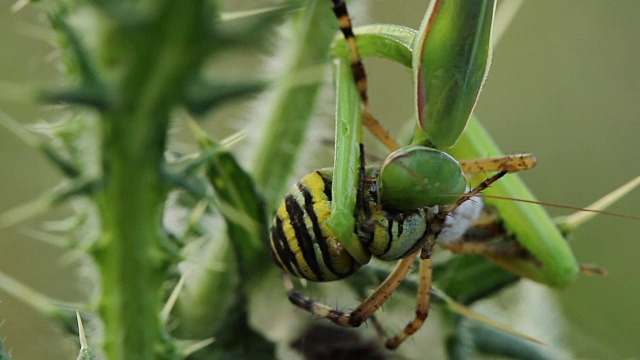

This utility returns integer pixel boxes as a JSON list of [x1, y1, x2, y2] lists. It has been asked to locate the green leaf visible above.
[[39, 85, 111, 110], [347, 263, 540, 345], [189, 119, 268, 280], [185, 79, 267, 115], [469, 322, 560, 360], [48, 10, 102, 87]]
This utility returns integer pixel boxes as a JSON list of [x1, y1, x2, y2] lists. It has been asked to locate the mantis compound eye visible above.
[[379, 145, 467, 209]]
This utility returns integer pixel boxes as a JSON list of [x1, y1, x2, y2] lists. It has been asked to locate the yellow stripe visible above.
[[279, 188, 319, 280], [300, 173, 335, 279], [272, 203, 300, 278], [300, 172, 359, 277]]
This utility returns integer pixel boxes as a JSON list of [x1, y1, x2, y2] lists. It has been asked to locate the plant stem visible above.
[[89, 1, 211, 358]]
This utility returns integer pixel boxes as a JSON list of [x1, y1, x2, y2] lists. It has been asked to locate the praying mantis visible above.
[[269, 0, 639, 353]]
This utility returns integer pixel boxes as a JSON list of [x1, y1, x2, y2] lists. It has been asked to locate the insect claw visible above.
[[579, 263, 608, 277]]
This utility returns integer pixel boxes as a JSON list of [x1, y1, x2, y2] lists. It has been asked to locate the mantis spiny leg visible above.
[[459, 153, 537, 174]]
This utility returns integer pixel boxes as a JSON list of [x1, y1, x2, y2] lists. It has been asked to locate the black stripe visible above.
[[287, 290, 313, 311], [331, 1, 348, 23], [383, 213, 395, 255], [331, 0, 369, 103], [331, 0, 356, 48], [397, 215, 405, 239], [299, 183, 339, 279], [359, 221, 374, 246], [316, 171, 333, 201], [355, 144, 371, 220], [358, 194, 375, 226], [271, 216, 298, 276], [284, 193, 325, 280]]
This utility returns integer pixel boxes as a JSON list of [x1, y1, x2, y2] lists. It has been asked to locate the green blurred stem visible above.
[[96, 126, 171, 359], [91, 1, 210, 359]]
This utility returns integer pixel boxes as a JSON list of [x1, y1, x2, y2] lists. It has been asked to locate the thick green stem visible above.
[[89, 1, 211, 358], [97, 131, 170, 359]]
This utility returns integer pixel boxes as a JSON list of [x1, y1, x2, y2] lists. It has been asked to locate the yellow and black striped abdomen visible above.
[[269, 171, 361, 282], [359, 205, 432, 261]]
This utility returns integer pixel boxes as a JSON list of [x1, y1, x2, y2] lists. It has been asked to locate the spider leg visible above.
[[283, 251, 418, 327], [384, 257, 433, 349]]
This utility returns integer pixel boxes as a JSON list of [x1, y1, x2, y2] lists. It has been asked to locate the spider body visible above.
[[269, 169, 441, 282]]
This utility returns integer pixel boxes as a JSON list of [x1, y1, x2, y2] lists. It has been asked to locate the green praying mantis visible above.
[[269, 0, 639, 351]]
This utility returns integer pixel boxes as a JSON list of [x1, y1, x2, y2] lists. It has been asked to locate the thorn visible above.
[[161, 271, 188, 325], [76, 310, 88, 349]]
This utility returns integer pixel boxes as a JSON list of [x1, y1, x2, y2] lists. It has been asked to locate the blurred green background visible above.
[[1, 1, 638, 359]]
